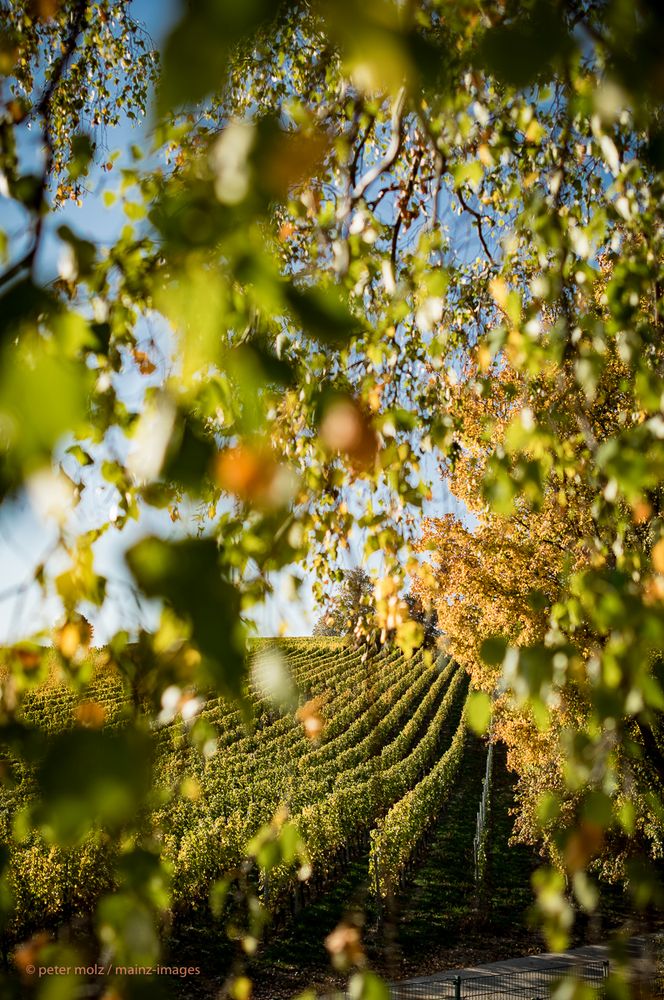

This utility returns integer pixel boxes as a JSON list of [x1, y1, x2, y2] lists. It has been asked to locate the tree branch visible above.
[[636, 717, 664, 790], [391, 147, 422, 267], [457, 187, 494, 264], [352, 86, 406, 202], [0, 0, 89, 290]]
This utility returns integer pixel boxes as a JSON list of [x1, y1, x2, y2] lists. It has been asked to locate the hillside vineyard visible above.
[[0, 639, 470, 939]]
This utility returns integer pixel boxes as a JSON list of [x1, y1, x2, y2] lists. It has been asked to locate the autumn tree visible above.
[[313, 567, 375, 639], [417, 260, 664, 898], [403, 592, 439, 649]]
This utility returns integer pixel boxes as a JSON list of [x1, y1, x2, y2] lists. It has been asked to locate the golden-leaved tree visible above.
[[417, 258, 664, 888]]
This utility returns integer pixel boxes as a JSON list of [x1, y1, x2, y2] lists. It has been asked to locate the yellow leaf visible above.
[[652, 538, 664, 574], [489, 277, 508, 311]]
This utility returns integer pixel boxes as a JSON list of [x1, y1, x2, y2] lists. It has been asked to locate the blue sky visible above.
[[0, 0, 180, 644], [0, 0, 473, 645]]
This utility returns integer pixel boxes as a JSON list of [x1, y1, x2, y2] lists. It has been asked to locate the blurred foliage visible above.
[[0, 0, 664, 993]]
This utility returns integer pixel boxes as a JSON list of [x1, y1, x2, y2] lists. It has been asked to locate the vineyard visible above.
[[0, 639, 482, 968]]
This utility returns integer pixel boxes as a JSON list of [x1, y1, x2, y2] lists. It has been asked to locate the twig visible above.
[[391, 148, 422, 267], [0, 581, 31, 605], [457, 187, 494, 263], [349, 114, 374, 192], [352, 87, 406, 202], [0, 251, 34, 290], [429, 152, 444, 231], [0, 1, 90, 290]]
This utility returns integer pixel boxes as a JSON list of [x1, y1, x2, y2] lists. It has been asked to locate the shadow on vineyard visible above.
[[242, 738, 541, 999], [246, 715, 476, 998], [482, 745, 540, 944], [206, 738, 534, 999], [244, 743, 642, 999], [246, 743, 537, 998], [375, 734, 494, 975]]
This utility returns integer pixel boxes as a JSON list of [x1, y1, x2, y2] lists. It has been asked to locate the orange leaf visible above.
[[133, 348, 157, 375], [319, 398, 378, 471]]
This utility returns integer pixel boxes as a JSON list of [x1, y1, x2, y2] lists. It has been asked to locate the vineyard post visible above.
[[472, 726, 494, 914], [64, 847, 71, 925], [374, 846, 382, 921], [455, 974, 462, 1000]]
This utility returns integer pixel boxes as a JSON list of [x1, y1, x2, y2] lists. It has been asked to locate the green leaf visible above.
[[160, 0, 276, 111], [479, 0, 571, 88], [12, 173, 41, 209], [285, 284, 360, 347], [97, 892, 160, 966], [162, 416, 217, 491], [123, 200, 147, 221], [126, 537, 247, 701], [582, 790, 613, 829], [210, 878, 230, 918], [537, 792, 561, 827], [116, 848, 171, 909], [66, 444, 93, 466], [34, 729, 152, 844], [0, 721, 47, 765], [57, 224, 96, 276], [453, 160, 484, 190], [466, 690, 492, 735], [349, 971, 390, 1000], [67, 133, 94, 181], [0, 278, 57, 344], [480, 636, 508, 666], [0, 339, 91, 485], [526, 589, 549, 613]]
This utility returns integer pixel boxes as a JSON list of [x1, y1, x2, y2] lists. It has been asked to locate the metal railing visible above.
[[385, 962, 609, 999], [327, 961, 610, 1000]]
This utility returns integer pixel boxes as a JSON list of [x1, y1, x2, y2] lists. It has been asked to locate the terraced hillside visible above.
[[0, 638, 471, 965]]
